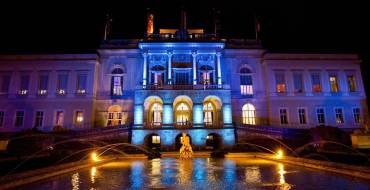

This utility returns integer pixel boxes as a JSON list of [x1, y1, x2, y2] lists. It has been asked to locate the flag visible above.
[[147, 14, 154, 34], [255, 16, 261, 40], [104, 14, 112, 40]]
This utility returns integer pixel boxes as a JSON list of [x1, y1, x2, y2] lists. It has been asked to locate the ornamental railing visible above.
[[140, 84, 230, 90]]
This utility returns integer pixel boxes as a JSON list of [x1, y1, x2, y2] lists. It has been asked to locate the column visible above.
[[163, 103, 173, 125], [142, 52, 148, 88], [167, 51, 173, 84], [192, 51, 197, 85], [304, 70, 313, 96], [193, 103, 203, 127], [216, 52, 222, 86]]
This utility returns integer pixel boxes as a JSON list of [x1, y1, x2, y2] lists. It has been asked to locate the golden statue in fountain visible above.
[[179, 133, 193, 159]]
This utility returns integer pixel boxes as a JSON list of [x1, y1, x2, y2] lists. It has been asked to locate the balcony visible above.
[[140, 84, 230, 90], [143, 33, 222, 42]]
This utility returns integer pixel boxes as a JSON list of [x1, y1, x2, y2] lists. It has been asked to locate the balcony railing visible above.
[[140, 84, 230, 90]]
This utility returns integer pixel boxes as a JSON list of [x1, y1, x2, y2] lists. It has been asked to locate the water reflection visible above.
[[71, 173, 79, 190], [23, 158, 370, 190], [245, 166, 262, 184]]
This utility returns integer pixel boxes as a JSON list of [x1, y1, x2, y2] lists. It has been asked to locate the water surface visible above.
[[21, 158, 370, 190]]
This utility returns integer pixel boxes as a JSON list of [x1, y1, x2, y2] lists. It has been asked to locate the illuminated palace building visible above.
[[0, 14, 368, 150]]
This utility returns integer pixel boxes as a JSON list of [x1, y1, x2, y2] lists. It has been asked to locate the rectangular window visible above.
[[335, 108, 344, 124], [275, 72, 286, 93], [279, 108, 288, 125], [38, 75, 49, 95], [75, 111, 84, 125], [112, 76, 123, 96], [55, 111, 64, 126], [311, 73, 322, 93], [57, 74, 68, 95], [152, 136, 160, 144], [347, 75, 356, 92], [19, 75, 30, 95], [353, 108, 360, 124], [201, 72, 211, 84], [329, 75, 339, 92], [298, 108, 307, 124], [240, 75, 253, 95], [0, 75, 11, 93], [15, 111, 24, 127], [153, 73, 163, 85], [293, 73, 304, 93], [34, 111, 44, 127], [316, 108, 325, 125], [77, 74, 87, 94], [0, 111, 4, 127]]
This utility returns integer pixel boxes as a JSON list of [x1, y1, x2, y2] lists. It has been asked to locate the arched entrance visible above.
[[173, 96, 193, 126], [107, 105, 123, 126], [242, 103, 256, 125], [175, 133, 192, 150], [144, 133, 161, 151], [205, 133, 222, 150]]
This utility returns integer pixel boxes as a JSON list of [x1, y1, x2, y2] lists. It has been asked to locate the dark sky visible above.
[[0, 1, 369, 101]]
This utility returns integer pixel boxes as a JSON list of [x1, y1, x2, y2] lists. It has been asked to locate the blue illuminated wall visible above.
[[163, 104, 173, 125], [134, 105, 143, 126]]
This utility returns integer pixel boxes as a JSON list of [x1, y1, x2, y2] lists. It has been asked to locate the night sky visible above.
[[0, 1, 368, 103]]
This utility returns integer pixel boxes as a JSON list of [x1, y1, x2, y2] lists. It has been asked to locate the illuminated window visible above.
[[151, 103, 162, 125], [240, 68, 253, 95], [298, 108, 306, 124], [176, 103, 190, 125], [0, 111, 4, 127], [152, 135, 160, 144], [111, 68, 124, 96], [19, 75, 30, 95], [353, 108, 360, 124], [200, 65, 214, 84], [347, 75, 356, 92], [34, 111, 44, 127], [311, 73, 322, 93], [203, 102, 214, 125], [55, 111, 64, 126], [316, 108, 325, 125], [293, 73, 304, 93], [279, 109, 288, 125], [150, 65, 165, 85], [242, 103, 256, 125], [57, 74, 68, 95], [38, 74, 48, 95], [76, 74, 87, 94], [0, 75, 11, 94], [15, 111, 24, 127], [75, 111, 84, 125], [275, 72, 286, 93], [329, 75, 339, 92], [335, 108, 344, 124]]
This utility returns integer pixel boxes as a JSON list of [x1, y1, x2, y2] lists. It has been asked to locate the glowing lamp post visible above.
[[274, 149, 283, 159], [91, 152, 101, 162]]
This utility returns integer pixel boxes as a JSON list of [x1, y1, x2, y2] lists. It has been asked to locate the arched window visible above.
[[199, 65, 214, 85], [242, 103, 256, 125], [240, 67, 253, 95], [176, 102, 190, 125], [203, 102, 214, 125], [111, 68, 124, 96], [151, 102, 162, 125]]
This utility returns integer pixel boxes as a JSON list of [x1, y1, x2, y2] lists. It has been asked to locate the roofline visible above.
[[0, 54, 97, 61]]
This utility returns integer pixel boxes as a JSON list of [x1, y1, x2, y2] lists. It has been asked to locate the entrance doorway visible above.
[[145, 134, 161, 151], [205, 133, 222, 150]]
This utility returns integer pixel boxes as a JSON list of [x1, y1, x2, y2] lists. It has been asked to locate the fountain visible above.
[[179, 133, 193, 159]]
